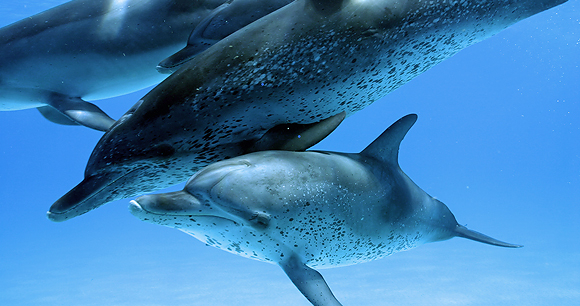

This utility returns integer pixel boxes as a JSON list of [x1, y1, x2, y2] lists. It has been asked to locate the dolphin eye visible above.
[[249, 212, 271, 229]]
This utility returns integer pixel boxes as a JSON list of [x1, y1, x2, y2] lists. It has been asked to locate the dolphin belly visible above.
[[0, 0, 232, 129], [0, 88, 48, 110]]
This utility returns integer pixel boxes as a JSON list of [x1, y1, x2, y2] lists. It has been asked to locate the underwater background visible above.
[[0, 1, 578, 305]]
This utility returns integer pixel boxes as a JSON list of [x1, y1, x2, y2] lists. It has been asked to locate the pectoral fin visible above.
[[246, 111, 346, 153], [280, 254, 343, 306], [37, 105, 78, 126], [43, 94, 115, 131]]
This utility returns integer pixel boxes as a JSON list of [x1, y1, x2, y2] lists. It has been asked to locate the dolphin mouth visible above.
[[129, 200, 238, 225], [47, 169, 132, 222]]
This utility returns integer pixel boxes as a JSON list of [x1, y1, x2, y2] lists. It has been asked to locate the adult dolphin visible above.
[[129, 114, 522, 306], [48, 0, 568, 220], [0, 0, 291, 131]]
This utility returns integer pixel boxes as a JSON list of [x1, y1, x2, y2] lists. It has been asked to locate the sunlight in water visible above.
[[98, 0, 130, 39]]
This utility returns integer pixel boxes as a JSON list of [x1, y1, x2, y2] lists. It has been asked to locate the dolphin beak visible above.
[[130, 161, 252, 222], [47, 171, 124, 222], [128, 199, 146, 216], [131, 191, 201, 216]]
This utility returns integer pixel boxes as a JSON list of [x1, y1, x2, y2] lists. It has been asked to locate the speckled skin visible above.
[[129, 115, 520, 306], [49, 0, 567, 220], [133, 150, 447, 268]]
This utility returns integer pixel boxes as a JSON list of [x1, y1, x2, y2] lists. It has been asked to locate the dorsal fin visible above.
[[360, 114, 418, 165]]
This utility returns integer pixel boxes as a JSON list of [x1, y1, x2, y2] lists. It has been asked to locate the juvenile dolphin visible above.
[[0, 0, 289, 130], [48, 0, 567, 219], [129, 114, 522, 306]]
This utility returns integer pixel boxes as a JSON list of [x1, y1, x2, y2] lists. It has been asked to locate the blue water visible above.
[[0, 1, 578, 305]]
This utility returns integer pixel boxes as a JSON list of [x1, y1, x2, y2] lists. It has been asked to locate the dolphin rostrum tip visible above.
[[47, 172, 122, 222]]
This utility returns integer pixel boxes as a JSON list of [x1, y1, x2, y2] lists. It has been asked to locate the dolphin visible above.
[[48, 0, 567, 220], [0, 0, 290, 131], [129, 114, 522, 306]]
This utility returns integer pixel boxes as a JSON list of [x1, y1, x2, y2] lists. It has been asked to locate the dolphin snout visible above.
[[131, 191, 201, 215], [128, 200, 146, 216], [48, 171, 123, 222]]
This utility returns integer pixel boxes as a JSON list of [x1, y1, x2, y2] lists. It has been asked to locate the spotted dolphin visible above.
[[129, 114, 522, 306], [48, 0, 567, 220], [0, 0, 290, 131]]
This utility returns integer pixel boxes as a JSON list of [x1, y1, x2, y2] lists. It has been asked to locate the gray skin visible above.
[[130, 114, 522, 306], [0, 0, 289, 131], [48, 0, 567, 220], [157, 0, 294, 74]]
